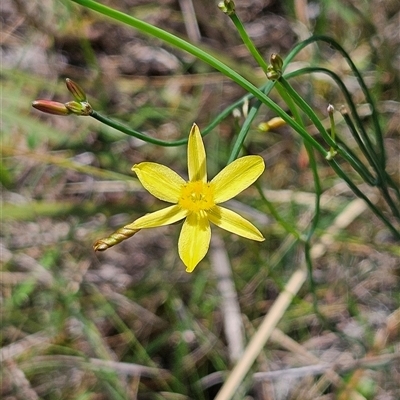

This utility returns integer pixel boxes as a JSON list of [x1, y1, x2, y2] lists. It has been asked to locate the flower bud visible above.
[[258, 117, 286, 132], [32, 100, 71, 115], [270, 53, 283, 72], [94, 227, 140, 251], [266, 54, 283, 81], [65, 101, 93, 116], [65, 78, 87, 102], [266, 65, 280, 80], [218, 0, 235, 15]]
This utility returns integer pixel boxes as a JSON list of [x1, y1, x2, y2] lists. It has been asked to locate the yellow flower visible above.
[[127, 123, 265, 272]]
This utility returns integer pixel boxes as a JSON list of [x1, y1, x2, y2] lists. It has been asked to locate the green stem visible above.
[[293, 35, 386, 166], [334, 141, 376, 186], [228, 13, 270, 74], [284, 67, 399, 217], [275, 80, 324, 319], [276, 78, 335, 147], [71, 0, 328, 160], [276, 77, 383, 188], [255, 183, 302, 241], [285, 67, 381, 180], [91, 111, 187, 146], [227, 103, 261, 164], [322, 37, 386, 166], [328, 159, 400, 239]]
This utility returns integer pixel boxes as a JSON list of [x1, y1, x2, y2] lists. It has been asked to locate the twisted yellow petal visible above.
[[93, 226, 140, 251]]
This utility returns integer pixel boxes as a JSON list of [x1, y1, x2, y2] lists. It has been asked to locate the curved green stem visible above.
[[275, 79, 324, 319], [71, 0, 327, 160], [91, 111, 188, 146], [228, 13, 270, 75], [276, 78, 335, 147], [328, 158, 400, 239], [295, 35, 385, 166], [227, 102, 261, 164], [284, 67, 399, 217], [276, 77, 385, 190], [255, 183, 302, 241], [285, 67, 381, 179]]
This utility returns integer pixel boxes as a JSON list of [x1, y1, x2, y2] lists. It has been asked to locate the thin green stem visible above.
[[91, 111, 187, 146], [71, 0, 328, 160], [227, 81, 276, 162], [285, 35, 385, 168], [275, 80, 324, 322], [334, 142, 376, 186], [227, 102, 261, 164], [285, 67, 381, 180], [328, 159, 400, 239], [284, 67, 399, 217], [94, 90, 259, 148], [255, 183, 302, 241], [228, 13, 270, 74], [276, 78, 335, 147], [317, 36, 386, 166], [276, 77, 383, 188]]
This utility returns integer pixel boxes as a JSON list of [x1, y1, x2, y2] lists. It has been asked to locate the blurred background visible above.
[[1, 0, 399, 399]]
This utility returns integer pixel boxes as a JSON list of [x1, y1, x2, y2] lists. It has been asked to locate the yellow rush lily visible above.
[[124, 123, 265, 272]]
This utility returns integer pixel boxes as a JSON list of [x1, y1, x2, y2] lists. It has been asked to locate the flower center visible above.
[[179, 181, 215, 212]]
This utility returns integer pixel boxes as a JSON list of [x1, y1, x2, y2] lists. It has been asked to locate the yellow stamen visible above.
[[179, 181, 215, 212]]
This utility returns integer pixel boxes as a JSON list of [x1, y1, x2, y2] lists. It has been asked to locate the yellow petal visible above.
[[126, 205, 187, 229], [207, 205, 264, 241], [187, 124, 207, 183], [211, 155, 265, 203], [178, 211, 211, 272], [133, 162, 185, 203]]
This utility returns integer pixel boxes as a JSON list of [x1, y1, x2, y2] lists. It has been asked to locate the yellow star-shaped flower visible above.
[[125, 123, 265, 272]]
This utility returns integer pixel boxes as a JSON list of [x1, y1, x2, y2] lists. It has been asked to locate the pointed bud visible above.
[[258, 117, 286, 132], [326, 103, 337, 160], [270, 53, 283, 72], [93, 227, 140, 251], [32, 100, 71, 115], [266, 54, 283, 81], [266, 66, 280, 81], [65, 78, 87, 102], [65, 101, 93, 116], [218, 0, 235, 15]]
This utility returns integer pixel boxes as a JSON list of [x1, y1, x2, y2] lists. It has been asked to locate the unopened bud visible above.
[[266, 53, 283, 81], [65, 101, 93, 116], [270, 53, 283, 72], [32, 100, 71, 116], [266, 66, 280, 81], [93, 227, 140, 251], [218, 0, 235, 15], [326, 103, 337, 159], [66, 78, 87, 102], [340, 105, 348, 115], [258, 117, 286, 132]]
